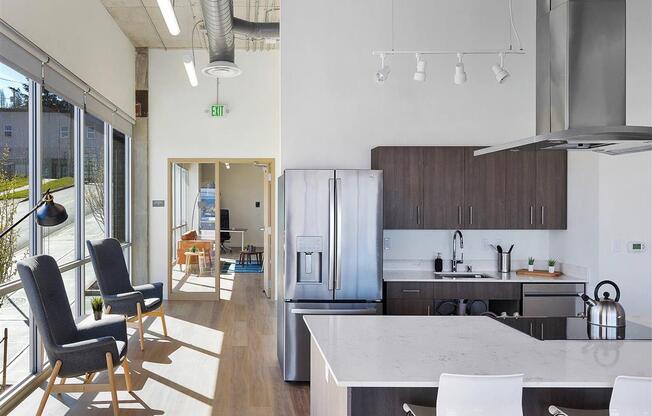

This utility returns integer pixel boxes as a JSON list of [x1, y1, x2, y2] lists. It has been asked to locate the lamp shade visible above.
[[36, 194, 68, 227]]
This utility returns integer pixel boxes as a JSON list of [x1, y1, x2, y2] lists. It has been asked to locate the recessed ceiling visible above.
[[100, 0, 280, 50]]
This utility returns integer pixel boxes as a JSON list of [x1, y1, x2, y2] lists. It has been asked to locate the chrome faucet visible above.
[[452, 230, 464, 272]]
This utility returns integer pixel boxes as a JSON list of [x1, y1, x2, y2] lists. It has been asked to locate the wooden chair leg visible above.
[[105, 353, 119, 416], [56, 377, 66, 396], [83, 372, 95, 384], [159, 305, 168, 337], [122, 357, 133, 392], [136, 302, 145, 351], [36, 360, 61, 416]]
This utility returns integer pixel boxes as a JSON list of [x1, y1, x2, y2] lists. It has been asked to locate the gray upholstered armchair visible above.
[[87, 238, 168, 351], [17, 255, 132, 416]]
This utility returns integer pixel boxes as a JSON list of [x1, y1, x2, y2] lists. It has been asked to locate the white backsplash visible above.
[[383, 229, 589, 279]]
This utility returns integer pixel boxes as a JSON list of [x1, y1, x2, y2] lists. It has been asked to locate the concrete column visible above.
[[132, 48, 149, 285]]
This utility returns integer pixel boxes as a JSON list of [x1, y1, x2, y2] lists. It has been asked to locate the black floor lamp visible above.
[[0, 189, 68, 239]]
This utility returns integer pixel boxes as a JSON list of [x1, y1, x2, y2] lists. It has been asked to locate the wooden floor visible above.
[[10, 272, 310, 415]]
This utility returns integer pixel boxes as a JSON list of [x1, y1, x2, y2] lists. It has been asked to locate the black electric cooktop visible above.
[[495, 316, 652, 341]]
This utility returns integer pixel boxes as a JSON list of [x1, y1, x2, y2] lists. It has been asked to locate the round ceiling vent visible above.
[[202, 61, 242, 78]]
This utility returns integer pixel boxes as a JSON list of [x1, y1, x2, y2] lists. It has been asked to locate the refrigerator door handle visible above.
[[335, 178, 342, 290], [328, 178, 335, 291], [290, 308, 378, 315]]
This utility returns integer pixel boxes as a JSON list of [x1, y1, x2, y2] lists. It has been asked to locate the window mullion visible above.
[[105, 124, 112, 238], [74, 107, 83, 316]]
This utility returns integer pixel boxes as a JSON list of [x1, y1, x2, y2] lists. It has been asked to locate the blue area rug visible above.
[[221, 261, 263, 274]]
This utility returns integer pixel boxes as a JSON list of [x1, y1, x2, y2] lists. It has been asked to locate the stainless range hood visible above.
[[476, 0, 652, 157]]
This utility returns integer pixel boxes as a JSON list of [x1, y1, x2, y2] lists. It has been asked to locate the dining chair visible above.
[[17, 255, 132, 416], [87, 237, 168, 351], [403, 373, 524, 416], [549, 376, 652, 416]]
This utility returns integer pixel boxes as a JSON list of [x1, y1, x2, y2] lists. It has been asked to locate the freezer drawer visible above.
[[279, 302, 381, 381]]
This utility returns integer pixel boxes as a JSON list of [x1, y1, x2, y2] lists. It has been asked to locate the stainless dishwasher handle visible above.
[[402, 289, 421, 293], [290, 308, 377, 315]]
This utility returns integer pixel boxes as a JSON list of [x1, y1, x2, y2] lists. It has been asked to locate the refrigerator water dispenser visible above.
[[296, 236, 323, 283]]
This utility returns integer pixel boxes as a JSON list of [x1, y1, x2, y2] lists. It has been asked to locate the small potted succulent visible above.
[[91, 297, 103, 321], [527, 257, 535, 272], [547, 259, 557, 274], [190, 245, 198, 253]]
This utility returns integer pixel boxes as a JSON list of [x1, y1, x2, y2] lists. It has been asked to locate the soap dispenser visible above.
[[434, 252, 443, 272]]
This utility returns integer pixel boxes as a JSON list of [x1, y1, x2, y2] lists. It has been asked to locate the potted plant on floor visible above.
[[547, 259, 557, 274], [527, 257, 535, 272], [91, 297, 103, 321]]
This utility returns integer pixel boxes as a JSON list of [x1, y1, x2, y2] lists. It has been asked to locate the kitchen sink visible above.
[[434, 273, 498, 280]]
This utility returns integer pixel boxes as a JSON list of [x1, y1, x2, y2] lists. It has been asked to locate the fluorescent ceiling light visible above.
[[156, 0, 180, 36], [183, 55, 198, 87]]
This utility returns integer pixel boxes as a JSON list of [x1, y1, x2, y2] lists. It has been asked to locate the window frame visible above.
[[0, 61, 133, 404]]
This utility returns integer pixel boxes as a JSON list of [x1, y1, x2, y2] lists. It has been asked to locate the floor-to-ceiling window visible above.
[[0, 61, 32, 392], [0, 54, 132, 398]]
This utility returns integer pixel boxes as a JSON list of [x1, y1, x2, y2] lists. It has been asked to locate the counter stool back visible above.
[[403, 373, 524, 416], [549, 376, 652, 416]]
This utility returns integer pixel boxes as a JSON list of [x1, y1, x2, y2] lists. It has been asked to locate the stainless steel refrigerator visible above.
[[277, 169, 383, 381]]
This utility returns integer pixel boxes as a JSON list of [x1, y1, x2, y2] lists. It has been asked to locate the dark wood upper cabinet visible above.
[[463, 148, 506, 229], [505, 150, 537, 229], [535, 151, 567, 229], [372, 146, 566, 230], [371, 147, 423, 229], [422, 147, 465, 229]]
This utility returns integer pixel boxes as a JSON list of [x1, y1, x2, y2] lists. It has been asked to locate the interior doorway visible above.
[[167, 158, 275, 301]]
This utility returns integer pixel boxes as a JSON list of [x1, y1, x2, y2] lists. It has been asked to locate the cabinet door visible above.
[[464, 148, 506, 229], [386, 299, 432, 315], [535, 151, 567, 229], [505, 150, 537, 229], [371, 147, 423, 229], [422, 147, 465, 229]]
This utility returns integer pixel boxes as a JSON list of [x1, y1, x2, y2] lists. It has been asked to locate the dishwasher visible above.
[[522, 283, 586, 317]]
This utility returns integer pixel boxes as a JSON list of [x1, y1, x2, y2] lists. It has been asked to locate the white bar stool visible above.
[[549, 376, 652, 416], [403, 373, 524, 416]]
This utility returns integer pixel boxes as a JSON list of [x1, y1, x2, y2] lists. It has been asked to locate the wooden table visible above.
[[238, 249, 263, 265], [184, 251, 207, 274]]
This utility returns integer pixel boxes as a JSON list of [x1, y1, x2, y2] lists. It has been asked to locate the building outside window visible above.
[[3, 124, 11, 137]]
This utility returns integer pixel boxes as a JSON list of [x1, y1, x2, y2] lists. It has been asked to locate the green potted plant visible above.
[[91, 297, 103, 321], [190, 245, 198, 253], [547, 259, 557, 274], [527, 257, 535, 272]]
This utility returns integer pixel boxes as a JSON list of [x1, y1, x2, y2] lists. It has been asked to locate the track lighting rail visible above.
[[372, 49, 525, 57]]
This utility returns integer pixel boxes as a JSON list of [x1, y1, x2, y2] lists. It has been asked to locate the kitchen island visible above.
[[305, 315, 652, 416]]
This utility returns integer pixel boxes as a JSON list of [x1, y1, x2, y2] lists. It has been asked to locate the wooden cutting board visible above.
[[515, 269, 563, 278]]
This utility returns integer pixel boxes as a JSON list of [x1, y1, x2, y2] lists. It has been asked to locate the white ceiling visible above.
[[100, 0, 280, 50]]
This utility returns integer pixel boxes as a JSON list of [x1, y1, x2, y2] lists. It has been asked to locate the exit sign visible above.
[[211, 104, 226, 117]]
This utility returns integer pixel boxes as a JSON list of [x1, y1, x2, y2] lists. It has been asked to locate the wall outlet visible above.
[[384, 237, 391, 251]]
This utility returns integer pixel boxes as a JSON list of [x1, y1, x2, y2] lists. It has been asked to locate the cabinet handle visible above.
[[416, 206, 420, 225], [529, 322, 534, 337], [541, 206, 545, 225], [427, 305, 431, 316], [540, 323, 544, 340], [402, 289, 421, 293], [530, 206, 534, 225], [469, 206, 473, 225], [458, 206, 462, 225]]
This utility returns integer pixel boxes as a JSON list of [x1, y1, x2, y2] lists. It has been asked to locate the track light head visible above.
[[454, 53, 467, 85], [375, 54, 391, 84], [492, 53, 510, 83], [413, 54, 426, 82]]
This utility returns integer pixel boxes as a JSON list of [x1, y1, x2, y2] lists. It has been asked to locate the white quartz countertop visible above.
[[383, 270, 587, 283], [304, 315, 652, 388]]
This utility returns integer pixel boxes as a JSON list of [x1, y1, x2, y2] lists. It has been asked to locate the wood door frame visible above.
[[167, 157, 276, 301]]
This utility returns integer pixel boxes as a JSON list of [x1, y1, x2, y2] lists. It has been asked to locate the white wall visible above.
[[148, 49, 279, 295], [0, 0, 135, 117], [281, 0, 536, 170], [219, 164, 265, 247]]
